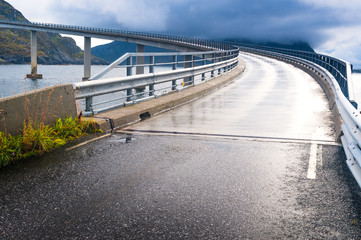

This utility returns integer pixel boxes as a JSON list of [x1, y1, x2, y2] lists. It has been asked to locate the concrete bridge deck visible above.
[[125, 53, 336, 142], [1, 53, 360, 239]]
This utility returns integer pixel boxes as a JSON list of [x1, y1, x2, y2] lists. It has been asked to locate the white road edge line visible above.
[[319, 145, 323, 167], [307, 143, 318, 179], [118, 130, 341, 146], [66, 134, 111, 151]]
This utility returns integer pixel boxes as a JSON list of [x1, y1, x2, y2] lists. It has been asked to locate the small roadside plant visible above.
[[0, 117, 102, 168]]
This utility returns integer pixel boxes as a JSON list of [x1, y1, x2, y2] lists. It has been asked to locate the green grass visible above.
[[0, 117, 102, 168]]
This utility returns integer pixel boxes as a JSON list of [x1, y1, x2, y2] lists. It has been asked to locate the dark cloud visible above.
[[29, 0, 348, 48], [8, 0, 361, 66], [42, 0, 331, 44], [161, 0, 337, 46]]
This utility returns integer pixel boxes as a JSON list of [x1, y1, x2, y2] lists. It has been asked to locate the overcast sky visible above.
[[7, 0, 361, 67]]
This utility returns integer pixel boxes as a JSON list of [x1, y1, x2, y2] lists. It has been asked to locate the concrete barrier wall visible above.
[[0, 84, 77, 135]]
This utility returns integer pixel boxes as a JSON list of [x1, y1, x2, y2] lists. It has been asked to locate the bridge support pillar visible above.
[[83, 37, 91, 81], [26, 31, 42, 79], [136, 44, 145, 75], [135, 44, 146, 94], [83, 37, 92, 113], [149, 55, 155, 96]]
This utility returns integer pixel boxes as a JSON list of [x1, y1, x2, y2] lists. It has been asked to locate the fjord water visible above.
[[0, 65, 125, 98], [0, 64, 191, 113]]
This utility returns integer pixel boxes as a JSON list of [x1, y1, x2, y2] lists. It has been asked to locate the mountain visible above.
[[92, 41, 173, 63], [0, 0, 107, 64], [226, 39, 315, 52], [92, 39, 315, 65]]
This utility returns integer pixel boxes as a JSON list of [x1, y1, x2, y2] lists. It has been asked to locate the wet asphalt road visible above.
[[128, 53, 335, 142], [1, 53, 361, 239]]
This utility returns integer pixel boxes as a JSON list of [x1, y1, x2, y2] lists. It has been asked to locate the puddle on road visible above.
[[108, 134, 135, 143]]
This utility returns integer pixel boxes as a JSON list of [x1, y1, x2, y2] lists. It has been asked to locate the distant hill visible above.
[[92, 41, 172, 63], [92, 39, 315, 65], [0, 0, 107, 64], [226, 39, 315, 52], [92, 39, 316, 68]]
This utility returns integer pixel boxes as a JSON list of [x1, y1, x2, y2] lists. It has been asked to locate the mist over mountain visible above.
[[227, 39, 315, 52]]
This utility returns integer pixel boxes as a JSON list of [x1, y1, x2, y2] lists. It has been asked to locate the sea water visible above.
[[0, 64, 127, 98], [0, 64, 179, 113]]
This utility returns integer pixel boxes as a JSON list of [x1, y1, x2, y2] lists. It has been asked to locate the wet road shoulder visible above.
[[1, 133, 360, 239]]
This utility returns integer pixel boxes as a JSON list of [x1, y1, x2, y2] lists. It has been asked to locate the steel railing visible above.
[[236, 44, 361, 188], [74, 49, 239, 115]]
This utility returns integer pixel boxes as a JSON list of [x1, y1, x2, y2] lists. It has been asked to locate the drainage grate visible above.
[[139, 112, 151, 120]]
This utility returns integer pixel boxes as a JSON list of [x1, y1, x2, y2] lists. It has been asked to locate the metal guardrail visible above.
[[74, 49, 239, 115], [238, 45, 361, 188]]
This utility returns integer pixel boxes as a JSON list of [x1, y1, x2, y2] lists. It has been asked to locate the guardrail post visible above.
[[218, 53, 222, 75], [149, 55, 154, 74], [201, 54, 206, 81], [211, 53, 215, 78], [149, 55, 154, 96], [184, 55, 193, 86], [192, 55, 195, 84], [126, 56, 132, 102], [172, 55, 177, 90], [26, 31, 42, 79], [226, 52, 232, 72], [224, 52, 228, 72]]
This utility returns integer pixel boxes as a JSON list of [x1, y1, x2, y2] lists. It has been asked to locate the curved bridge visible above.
[[0, 20, 360, 186], [0, 20, 228, 51], [0, 20, 233, 80], [1, 20, 361, 238]]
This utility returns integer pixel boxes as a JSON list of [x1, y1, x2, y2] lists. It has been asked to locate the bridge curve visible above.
[[0, 20, 229, 52], [0, 19, 236, 82], [1, 51, 360, 239], [1, 20, 361, 187], [126, 52, 335, 143], [1, 20, 361, 238]]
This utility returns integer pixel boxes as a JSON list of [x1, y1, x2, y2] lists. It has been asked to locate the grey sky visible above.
[[7, 0, 361, 67]]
